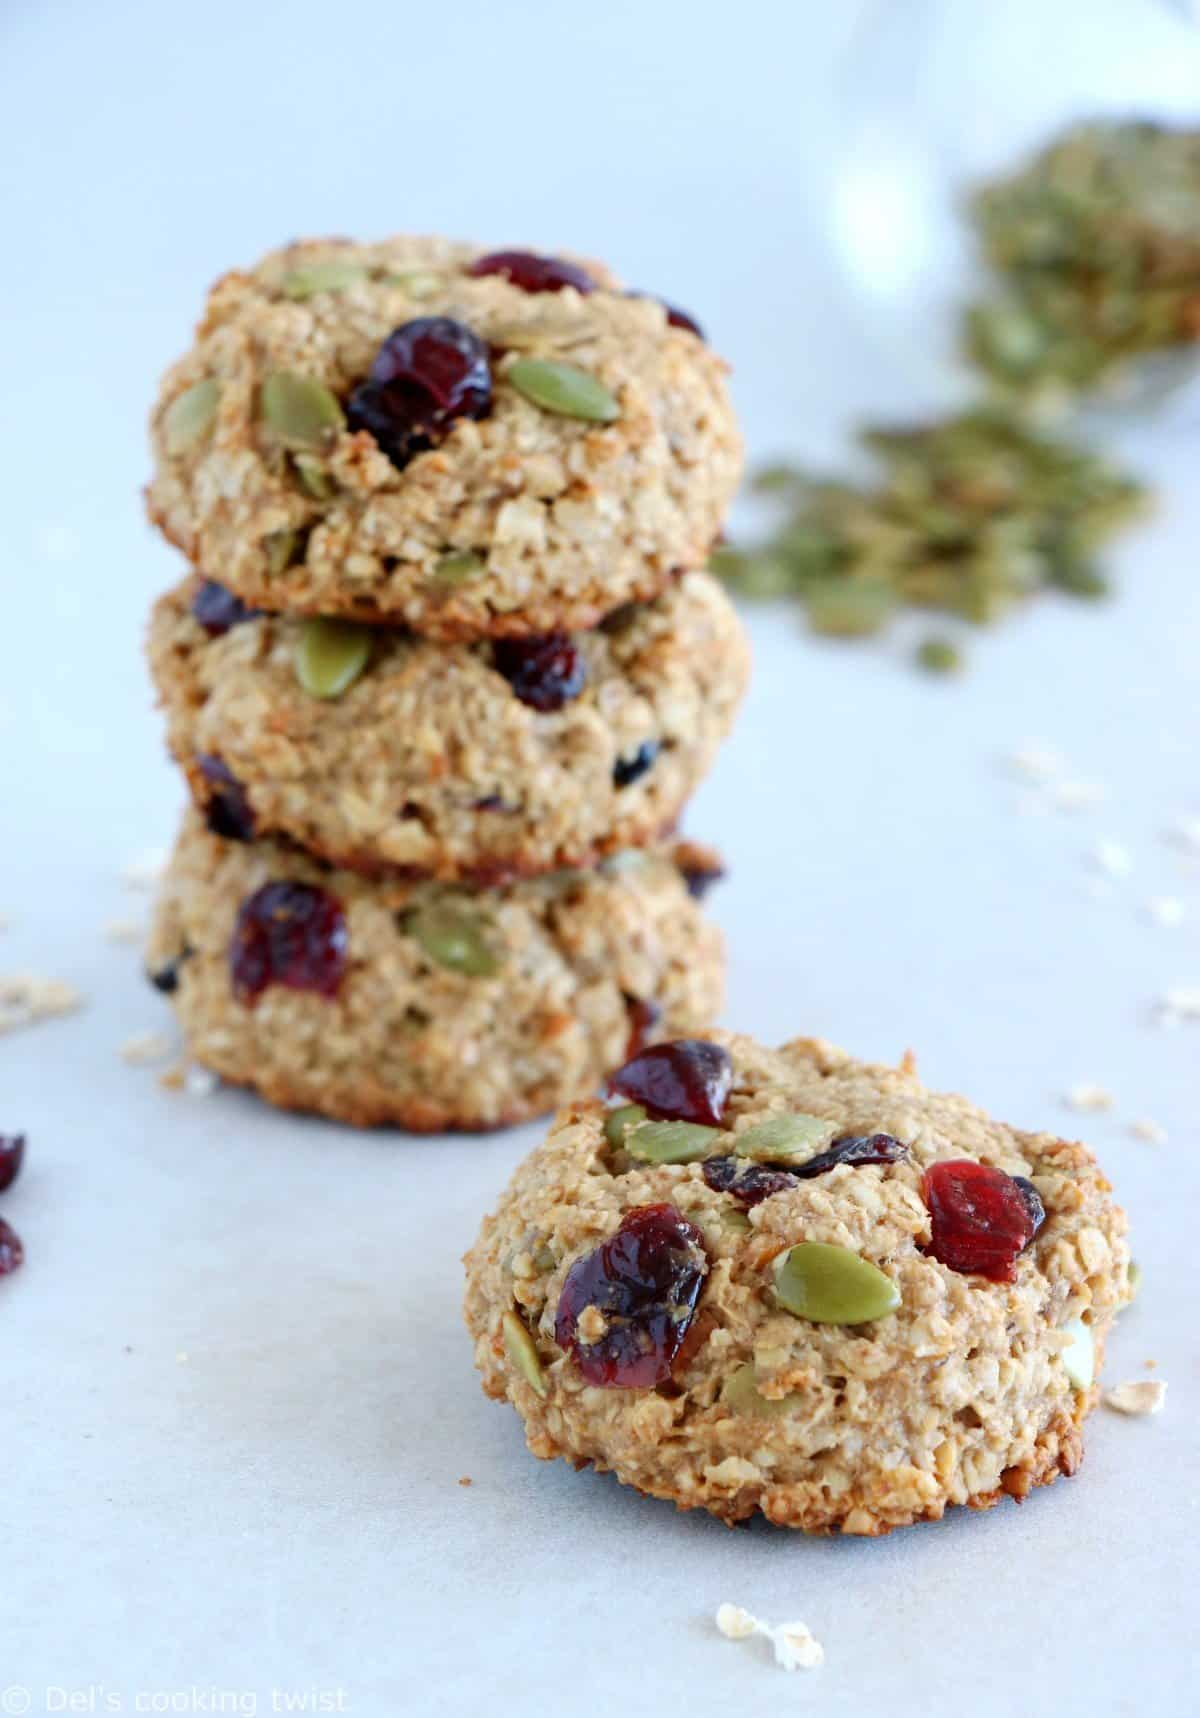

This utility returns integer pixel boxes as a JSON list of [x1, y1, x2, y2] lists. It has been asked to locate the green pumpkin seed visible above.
[[431, 549, 486, 586], [735, 1114, 837, 1164], [260, 371, 345, 451], [625, 1120, 720, 1165], [916, 636, 964, 675], [507, 358, 619, 423], [263, 528, 298, 576], [719, 1362, 796, 1419], [502, 1310, 547, 1398], [406, 903, 499, 977], [773, 1242, 900, 1325], [384, 268, 445, 299], [279, 259, 368, 300], [1126, 1259, 1141, 1302], [292, 454, 336, 499], [1061, 1317, 1095, 1389], [604, 1104, 647, 1148], [163, 378, 220, 456], [294, 618, 372, 699]]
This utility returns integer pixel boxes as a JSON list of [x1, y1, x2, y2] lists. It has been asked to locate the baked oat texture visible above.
[[144, 236, 743, 638], [148, 569, 750, 880], [147, 812, 725, 1132], [464, 1030, 1131, 1533]]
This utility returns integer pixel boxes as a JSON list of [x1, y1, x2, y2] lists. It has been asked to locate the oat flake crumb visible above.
[[1103, 1380, 1167, 1416], [1130, 1118, 1168, 1145], [1063, 1083, 1114, 1113], [1090, 839, 1132, 879], [0, 973, 84, 1033], [104, 916, 145, 945], [120, 1030, 174, 1065], [715, 1605, 823, 1673]]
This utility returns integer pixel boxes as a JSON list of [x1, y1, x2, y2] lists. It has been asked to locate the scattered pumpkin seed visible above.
[[294, 617, 373, 699], [916, 636, 964, 675], [163, 379, 219, 456], [719, 1361, 797, 1419], [507, 357, 619, 423], [260, 371, 345, 451], [431, 549, 486, 586], [604, 1104, 647, 1148], [501, 1309, 547, 1397], [406, 903, 499, 977], [735, 1114, 838, 1164], [773, 1242, 900, 1325], [625, 1120, 721, 1165], [279, 259, 367, 299], [263, 528, 298, 577], [1127, 1259, 1141, 1302], [1060, 1317, 1095, 1389]]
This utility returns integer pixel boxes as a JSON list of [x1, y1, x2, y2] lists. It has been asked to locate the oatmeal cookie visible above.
[[147, 569, 749, 881], [464, 1031, 1131, 1532], [146, 812, 725, 1132], [144, 236, 742, 638]]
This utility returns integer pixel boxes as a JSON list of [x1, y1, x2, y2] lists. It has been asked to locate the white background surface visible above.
[[3, 3, 1198, 1714]]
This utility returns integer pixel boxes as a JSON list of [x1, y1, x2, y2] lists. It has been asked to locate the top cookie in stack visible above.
[[142, 236, 748, 1131], [145, 236, 742, 637]]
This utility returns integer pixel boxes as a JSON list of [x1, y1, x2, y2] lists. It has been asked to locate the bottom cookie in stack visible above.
[[146, 810, 726, 1132]]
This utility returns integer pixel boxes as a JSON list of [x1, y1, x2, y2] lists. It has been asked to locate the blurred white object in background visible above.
[[828, 0, 1200, 421]]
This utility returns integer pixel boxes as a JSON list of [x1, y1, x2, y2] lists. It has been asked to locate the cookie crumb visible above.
[[715, 1605, 823, 1673], [0, 973, 84, 1034], [1129, 1118, 1168, 1145], [122, 847, 168, 891], [104, 916, 145, 945], [1062, 1082, 1114, 1113], [1090, 838, 1132, 879], [458, 1476, 473, 1487], [1146, 896, 1184, 928], [120, 1030, 174, 1066], [1103, 1379, 1167, 1416]]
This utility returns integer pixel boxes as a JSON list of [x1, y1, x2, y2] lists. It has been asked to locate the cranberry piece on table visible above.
[[555, 1203, 709, 1387], [346, 317, 492, 470], [492, 633, 587, 711], [612, 740, 659, 788], [702, 1155, 798, 1208], [611, 1038, 733, 1127], [0, 1135, 25, 1194], [922, 1160, 1045, 1282], [191, 580, 258, 637], [0, 1218, 23, 1276], [469, 250, 595, 295], [794, 1132, 908, 1180], [198, 755, 256, 843], [230, 881, 348, 1005]]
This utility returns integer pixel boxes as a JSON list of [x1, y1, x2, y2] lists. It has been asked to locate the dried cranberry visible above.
[[198, 755, 255, 843], [191, 580, 258, 636], [0, 1135, 25, 1194], [794, 1132, 908, 1179], [613, 740, 659, 788], [555, 1204, 709, 1387], [624, 996, 663, 1059], [625, 290, 705, 339], [469, 250, 595, 295], [702, 1155, 798, 1208], [492, 633, 587, 711], [0, 1218, 23, 1276], [611, 1038, 733, 1127], [230, 881, 348, 1004], [922, 1160, 1045, 1283], [346, 317, 491, 470], [679, 858, 726, 900]]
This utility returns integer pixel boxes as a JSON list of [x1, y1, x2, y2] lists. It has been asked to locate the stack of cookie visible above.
[[141, 237, 748, 1131]]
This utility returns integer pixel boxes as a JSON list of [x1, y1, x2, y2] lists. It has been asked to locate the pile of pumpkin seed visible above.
[[965, 120, 1200, 403], [713, 409, 1148, 671]]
